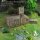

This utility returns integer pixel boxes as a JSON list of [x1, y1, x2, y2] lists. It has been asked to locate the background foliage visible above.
[[25, 0, 37, 15]]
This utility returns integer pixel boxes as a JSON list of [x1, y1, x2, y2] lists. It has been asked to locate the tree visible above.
[[25, 0, 37, 15]]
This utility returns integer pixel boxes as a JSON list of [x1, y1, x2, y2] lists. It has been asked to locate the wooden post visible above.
[[19, 6, 24, 25]]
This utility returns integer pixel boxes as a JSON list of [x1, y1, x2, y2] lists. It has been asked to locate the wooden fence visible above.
[[6, 15, 28, 27]]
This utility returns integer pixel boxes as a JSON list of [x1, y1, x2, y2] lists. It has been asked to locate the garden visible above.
[[0, 0, 40, 40]]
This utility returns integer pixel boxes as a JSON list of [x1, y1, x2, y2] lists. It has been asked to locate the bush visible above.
[[25, 0, 37, 15], [2, 27, 9, 33], [27, 36, 33, 40]]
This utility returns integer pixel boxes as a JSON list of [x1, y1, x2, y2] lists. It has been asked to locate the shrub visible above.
[[25, 0, 37, 15], [27, 36, 33, 40], [2, 24, 9, 33], [2, 27, 9, 33]]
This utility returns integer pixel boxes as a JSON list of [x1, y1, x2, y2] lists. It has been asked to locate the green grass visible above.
[[0, 12, 40, 40]]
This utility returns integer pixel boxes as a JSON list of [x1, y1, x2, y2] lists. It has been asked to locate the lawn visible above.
[[0, 12, 40, 40]]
